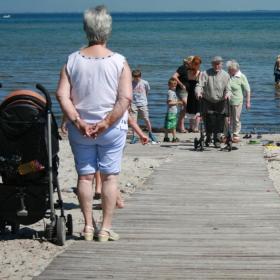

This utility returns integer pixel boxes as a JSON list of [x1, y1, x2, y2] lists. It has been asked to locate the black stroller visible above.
[[0, 83, 72, 245]]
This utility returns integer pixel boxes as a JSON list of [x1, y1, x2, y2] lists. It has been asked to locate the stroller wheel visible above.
[[66, 214, 73, 236], [56, 216, 66, 246], [194, 138, 199, 150], [11, 222, 20, 234]]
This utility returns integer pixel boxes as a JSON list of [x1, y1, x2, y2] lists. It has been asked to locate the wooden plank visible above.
[[35, 144, 280, 280]]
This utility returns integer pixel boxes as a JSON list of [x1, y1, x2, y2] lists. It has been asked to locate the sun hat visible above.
[[211, 56, 223, 63]]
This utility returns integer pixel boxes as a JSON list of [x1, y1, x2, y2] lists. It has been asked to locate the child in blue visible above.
[[130, 69, 158, 144], [163, 78, 182, 142]]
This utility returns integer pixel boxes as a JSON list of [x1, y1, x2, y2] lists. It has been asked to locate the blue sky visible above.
[[1, 0, 280, 13]]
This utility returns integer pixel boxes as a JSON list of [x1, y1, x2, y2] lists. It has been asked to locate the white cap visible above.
[[212, 56, 223, 63]]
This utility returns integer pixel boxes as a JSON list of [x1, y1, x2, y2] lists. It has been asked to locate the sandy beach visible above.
[[1, 131, 280, 280]]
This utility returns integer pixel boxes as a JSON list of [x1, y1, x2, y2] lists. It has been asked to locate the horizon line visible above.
[[1, 9, 280, 14]]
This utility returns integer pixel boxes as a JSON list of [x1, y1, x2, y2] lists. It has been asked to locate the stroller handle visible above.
[[36, 83, 52, 111]]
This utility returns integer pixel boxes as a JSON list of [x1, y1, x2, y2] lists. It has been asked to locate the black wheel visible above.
[[11, 222, 20, 234], [66, 214, 73, 236], [194, 138, 199, 150], [228, 141, 232, 152], [56, 216, 66, 246]]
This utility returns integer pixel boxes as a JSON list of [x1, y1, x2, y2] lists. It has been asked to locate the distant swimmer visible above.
[[274, 55, 280, 96]]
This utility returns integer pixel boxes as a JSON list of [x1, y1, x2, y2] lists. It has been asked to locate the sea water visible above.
[[0, 12, 280, 133]]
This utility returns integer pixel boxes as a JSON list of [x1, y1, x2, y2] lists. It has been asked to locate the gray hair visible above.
[[226, 60, 240, 70], [83, 5, 112, 44]]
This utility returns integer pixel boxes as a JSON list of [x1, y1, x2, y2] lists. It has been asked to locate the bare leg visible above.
[[178, 109, 186, 131], [190, 115, 199, 132], [94, 171, 102, 195], [116, 191, 124, 209], [195, 116, 201, 132], [144, 118, 152, 132], [172, 128, 176, 139], [189, 118, 195, 131], [77, 174, 95, 233], [178, 99, 187, 132], [96, 171, 124, 208], [100, 173, 118, 229]]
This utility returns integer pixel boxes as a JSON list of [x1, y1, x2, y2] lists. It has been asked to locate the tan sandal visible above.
[[98, 228, 120, 242], [81, 225, 95, 241]]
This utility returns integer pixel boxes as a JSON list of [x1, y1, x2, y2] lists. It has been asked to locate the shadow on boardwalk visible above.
[[34, 142, 280, 280]]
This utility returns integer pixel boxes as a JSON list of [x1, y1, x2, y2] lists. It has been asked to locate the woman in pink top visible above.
[[56, 5, 132, 242]]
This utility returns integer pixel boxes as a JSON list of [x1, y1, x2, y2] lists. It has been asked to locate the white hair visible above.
[[83, 5, 112, 44], [226, 60, 240, 70]]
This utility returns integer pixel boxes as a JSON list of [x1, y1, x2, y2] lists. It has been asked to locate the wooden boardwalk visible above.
[[35, 142, 280, 279]]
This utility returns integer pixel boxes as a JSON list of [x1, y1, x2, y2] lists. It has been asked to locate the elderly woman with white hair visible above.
[[56, 5, 132, 242], [226, 60, 251, 141]]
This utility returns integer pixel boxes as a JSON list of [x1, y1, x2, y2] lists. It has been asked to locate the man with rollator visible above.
[[195, 56, 232, 148]]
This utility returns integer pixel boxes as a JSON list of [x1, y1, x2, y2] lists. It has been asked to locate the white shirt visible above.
[[66, 51, 128, 129]]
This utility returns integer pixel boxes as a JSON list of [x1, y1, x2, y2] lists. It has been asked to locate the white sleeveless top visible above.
[[66, 51, 128, 129]]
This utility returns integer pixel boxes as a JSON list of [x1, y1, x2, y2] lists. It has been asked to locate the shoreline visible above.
[[0, 132, 280, 279]]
